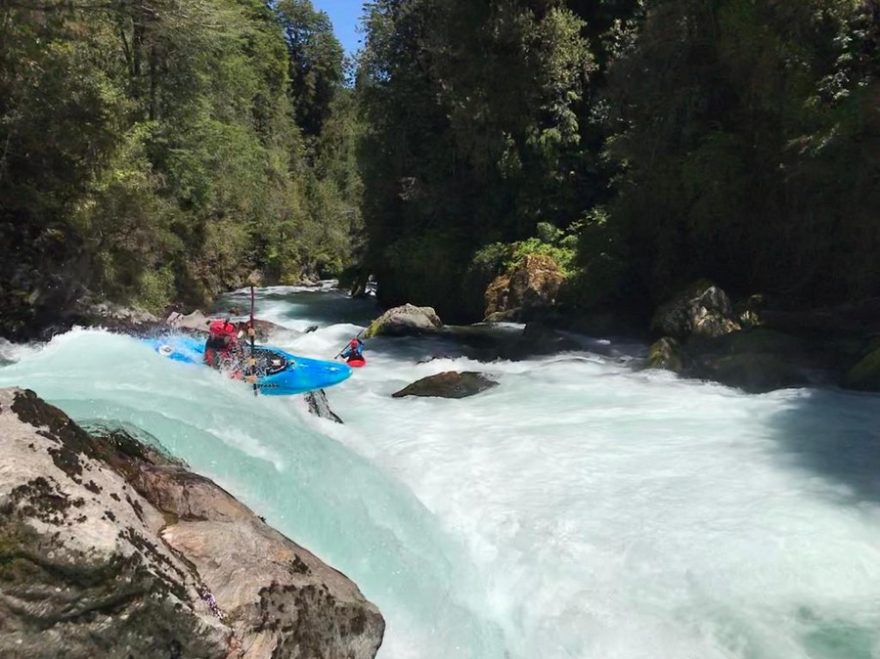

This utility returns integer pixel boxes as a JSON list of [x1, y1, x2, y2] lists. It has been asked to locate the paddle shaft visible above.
[[249, 286, 258, 396]]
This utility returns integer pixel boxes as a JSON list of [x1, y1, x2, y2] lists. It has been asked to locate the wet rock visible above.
[[647, 337, 686, 373], [691, 353, 805, 394], [304, 389, 343, 424], [651, 280, 741, 339], [392, 372, 498, 399], [365, 304, 443, 338], [484, 254, 565, 321], [0, 388, 383, 659], [501, 323, 582, 360]]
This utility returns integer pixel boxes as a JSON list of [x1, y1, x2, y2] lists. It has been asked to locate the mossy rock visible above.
[[365, 304, 443, 338], [647, 337, 686, 373]]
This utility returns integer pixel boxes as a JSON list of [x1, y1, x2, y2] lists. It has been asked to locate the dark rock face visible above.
[[0, 388, 383, 659], [304, 389, 343, 424], [366, 304, 443, 338], [392, 372, 498, 399]]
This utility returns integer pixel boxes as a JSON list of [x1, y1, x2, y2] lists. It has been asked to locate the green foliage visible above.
[[359, 0, 880, 321], [605, 0, 880, 305], [0, 0, 363, 333], [358, 0, 602, 320]]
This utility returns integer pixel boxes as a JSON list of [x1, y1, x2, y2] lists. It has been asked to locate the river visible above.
[[1, 286, 879, 659]]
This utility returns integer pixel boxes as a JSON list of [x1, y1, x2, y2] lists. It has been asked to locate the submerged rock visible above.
[[392, 372, 498, 399], [365, 304, 443, 338], [0, 388, 383, 659], [484, 254, 565, 321], [304, 389, 343, 424]]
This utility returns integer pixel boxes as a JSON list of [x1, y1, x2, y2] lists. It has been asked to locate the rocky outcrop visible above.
[[651, 280, 741, 340], [392, 372, 498, 399], [484, 254, 565, 322], [365, 304, 443, 338], [0, 388, 383, 659]]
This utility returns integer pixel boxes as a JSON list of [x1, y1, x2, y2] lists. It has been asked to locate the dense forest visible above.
[[2, 0, 880, 336], [0, 0, 361, 336], [359, 0, 880, 322]]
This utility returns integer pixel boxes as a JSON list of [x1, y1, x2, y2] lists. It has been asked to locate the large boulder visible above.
[[365, 304, 443, 338], [392, 372, 498, 399], [647, 328, 817, 392], [484, 254, 565, 322], [651, 280, 741, 339], [0, 388, 383, 659], [691, 353, 805, 394]]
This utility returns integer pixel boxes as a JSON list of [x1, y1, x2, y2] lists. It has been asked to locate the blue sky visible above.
[[313, 0, 366, 55]]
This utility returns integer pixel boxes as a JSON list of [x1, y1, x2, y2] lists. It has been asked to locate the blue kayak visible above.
[[144, 335, 352, 396]]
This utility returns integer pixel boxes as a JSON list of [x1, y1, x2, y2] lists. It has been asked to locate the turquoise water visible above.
[[2, 287, 880, 658]]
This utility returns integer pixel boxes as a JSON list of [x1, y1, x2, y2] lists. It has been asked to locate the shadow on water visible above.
[[765, 387, 880, 505]]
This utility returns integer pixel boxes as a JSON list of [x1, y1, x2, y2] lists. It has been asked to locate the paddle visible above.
[[247, 285, 258, 396]]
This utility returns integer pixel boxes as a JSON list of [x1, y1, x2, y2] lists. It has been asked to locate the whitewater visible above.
[[2, 286, 880, 659]]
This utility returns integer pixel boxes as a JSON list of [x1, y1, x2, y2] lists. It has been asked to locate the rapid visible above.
[[1, 286, 880, 659]]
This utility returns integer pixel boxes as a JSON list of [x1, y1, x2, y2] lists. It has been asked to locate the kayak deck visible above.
[[146, 335, 352, 395]]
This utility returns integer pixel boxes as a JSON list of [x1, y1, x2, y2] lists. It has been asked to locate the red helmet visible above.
[[349, 339, 359, 347], [209, 320, 237, 338]]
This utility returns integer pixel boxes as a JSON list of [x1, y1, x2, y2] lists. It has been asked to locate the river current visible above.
[[1, 286, 879, 659]]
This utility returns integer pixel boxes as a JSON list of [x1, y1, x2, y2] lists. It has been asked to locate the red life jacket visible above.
[[205, 320, 238, 366]]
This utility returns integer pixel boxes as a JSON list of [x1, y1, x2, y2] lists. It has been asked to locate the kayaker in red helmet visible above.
[[204, 319, 243, 374], [340, 337, 365, 364]]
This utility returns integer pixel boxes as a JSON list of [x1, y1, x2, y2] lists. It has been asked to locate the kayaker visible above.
[[204, 319, 243, 375], [340, 337, 365, 363]]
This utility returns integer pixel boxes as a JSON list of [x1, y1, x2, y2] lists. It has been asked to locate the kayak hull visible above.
[[145, 336, 352, 395], [346, 357, 366, 368]]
